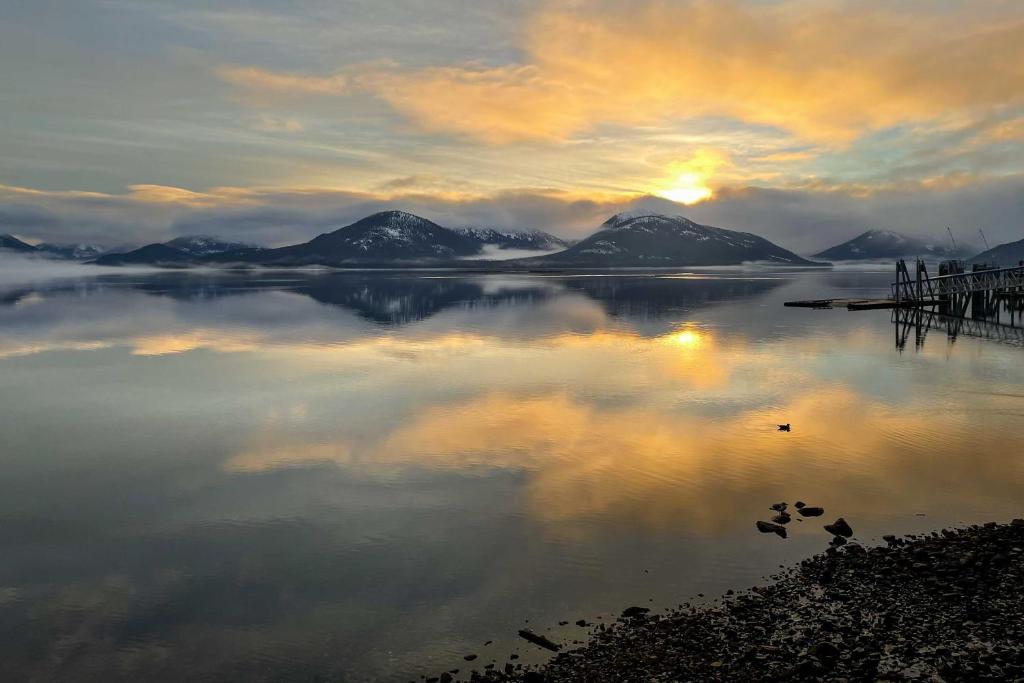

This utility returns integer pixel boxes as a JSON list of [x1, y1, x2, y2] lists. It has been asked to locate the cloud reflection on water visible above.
[[3, 270, 1024, 682]]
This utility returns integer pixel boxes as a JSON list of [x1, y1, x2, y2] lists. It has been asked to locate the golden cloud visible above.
[[216, 65, 349, 96], [217, 1, 1024, 146]]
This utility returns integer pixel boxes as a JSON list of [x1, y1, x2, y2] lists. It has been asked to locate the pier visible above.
[[786, 259, 1024, 314], [891, 259, 1024, 312], [786, 258, 1024, 348]]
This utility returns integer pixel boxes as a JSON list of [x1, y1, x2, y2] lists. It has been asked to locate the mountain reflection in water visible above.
[[1, 269, 1023, 682]]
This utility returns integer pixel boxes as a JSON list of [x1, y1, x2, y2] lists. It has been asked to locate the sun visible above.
[[653, 149, 727, 206], [658, 171, 713, 205]]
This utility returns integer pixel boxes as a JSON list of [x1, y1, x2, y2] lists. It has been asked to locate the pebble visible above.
[[456, 522, 1024, 683]]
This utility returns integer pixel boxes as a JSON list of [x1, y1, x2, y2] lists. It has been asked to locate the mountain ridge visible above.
[[453, 227, 571, 252], [82, 210, 825, 268], [814, 229, 967, 260], [529, 213, 822, 267], [94, 235, 264, 265], [971, 237, 1024, 265], [0, 234, 38, 252]]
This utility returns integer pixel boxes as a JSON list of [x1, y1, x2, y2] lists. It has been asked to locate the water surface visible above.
[[2, 268, 1023, 682]]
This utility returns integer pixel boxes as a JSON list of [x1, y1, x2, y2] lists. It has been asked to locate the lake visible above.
[[1, 268, 1023, 682]]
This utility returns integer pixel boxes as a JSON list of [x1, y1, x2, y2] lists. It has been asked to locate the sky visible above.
[[2, 0, 1024, 252]]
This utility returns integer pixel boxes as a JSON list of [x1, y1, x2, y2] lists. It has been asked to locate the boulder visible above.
[[756, 521, 788, 538], [824, 518, 854, 537]]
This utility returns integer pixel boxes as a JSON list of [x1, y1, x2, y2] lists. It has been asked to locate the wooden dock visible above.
[[784, 298, 912, 310]]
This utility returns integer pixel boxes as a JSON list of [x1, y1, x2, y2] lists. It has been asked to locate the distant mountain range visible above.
[[813, 230, 969, 260], [94, 212, 579, 267], [13, 210, 829, 268], [12, 210, 831, 270], [0, 234, 107, 259]]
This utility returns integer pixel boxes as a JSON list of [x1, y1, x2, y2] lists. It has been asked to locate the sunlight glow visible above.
[[667, 328, 705, 349], [658, 172, 713, 205], [654, 149, 727, 206]]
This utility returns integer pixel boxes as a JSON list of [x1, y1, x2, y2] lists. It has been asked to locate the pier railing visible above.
[[891, 260, 1024, 303]]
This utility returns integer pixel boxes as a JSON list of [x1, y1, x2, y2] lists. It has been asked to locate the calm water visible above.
[[2, 268, 1023, 682]]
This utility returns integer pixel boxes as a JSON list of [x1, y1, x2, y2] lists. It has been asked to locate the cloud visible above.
[[3, 171, 1024, 253], [247, 115, 304, 133], [0, 206, 60, 231], [216, 65, 349, 96], [216, 1, 1024, 147]]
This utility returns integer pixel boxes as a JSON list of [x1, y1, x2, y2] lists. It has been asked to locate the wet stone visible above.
[[824, 518, 854, 537]]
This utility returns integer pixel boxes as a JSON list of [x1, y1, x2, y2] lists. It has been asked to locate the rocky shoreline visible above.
[[436, 520, 1024, 682]]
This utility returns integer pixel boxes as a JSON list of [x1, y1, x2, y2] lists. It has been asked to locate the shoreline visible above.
[[437, 520, 1024, 682]]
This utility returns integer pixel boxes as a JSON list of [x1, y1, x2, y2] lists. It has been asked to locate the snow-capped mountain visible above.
[[165, 235, 262, 257], [535, 213, 820, 266], [813, 230, 966, 260], [86, 210, 822, 268], [215, 211, 483, 265], [0, 234, 38, 252], [35, 243, 106, 260], [453, 227, 570, 252]]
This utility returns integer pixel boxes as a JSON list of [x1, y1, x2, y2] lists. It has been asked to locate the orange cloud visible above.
[[217, 1, 1024, 146]]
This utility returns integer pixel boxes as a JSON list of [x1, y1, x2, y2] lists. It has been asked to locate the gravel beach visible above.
[[441, 520, 1024, 682]]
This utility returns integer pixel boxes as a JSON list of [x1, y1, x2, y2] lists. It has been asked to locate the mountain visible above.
[[85, 210, 821, 269], [165, 235, 262, 257], [93, 243, 193, 265], [453, 227, 570, 252], [532, 213, 821, 267], [212, 211, 482, 265], [36, 243, 106, 260], [971, 237, 1024, 266], [813, 230, 963, 260], [93, 235, 262, 265], [0, 234, 38, 252]]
